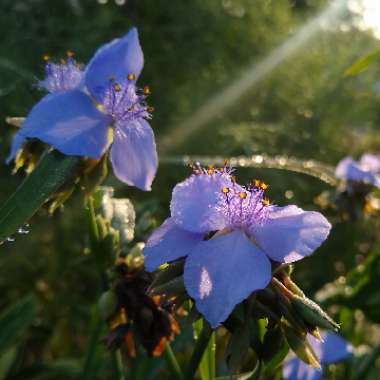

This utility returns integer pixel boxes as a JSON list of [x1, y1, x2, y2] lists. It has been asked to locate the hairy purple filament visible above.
[[39, 57, 83, 93], [102, 78, 151, 126], [217, 184, 271, 231]]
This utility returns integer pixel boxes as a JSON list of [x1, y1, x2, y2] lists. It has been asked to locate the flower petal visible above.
[[251, 205, 331, 263], [310, 332, 353, 365], [7, 91, 110, 160], [170, 173, 235, 233], [335, 157, 380, 187], [184, 230, 271, 328], [110, 119, 157, 191], [359, 153, 380, 174], [283, 358, 323, 380], [84, 28, 144, 101], [143, 217, 203, 272]]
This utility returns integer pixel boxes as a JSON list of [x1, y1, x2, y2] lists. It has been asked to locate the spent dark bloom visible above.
[[143, 165, 331, 327], [335, 153, 380, 188], [104, 260, 179, 357], [283, 332, 353, 380], [7, 28, 157, 191]]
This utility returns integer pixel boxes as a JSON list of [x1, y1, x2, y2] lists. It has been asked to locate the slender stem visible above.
[[112, 349, 126, 380], [357, 342, 380, 379], [184, 323, 213, 380], [164, 343, 184, 379]]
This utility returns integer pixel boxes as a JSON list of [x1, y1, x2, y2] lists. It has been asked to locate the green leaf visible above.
[[0, 295, 36, 353], [0, 347, 18, 380], [344, 48, 380, 77], [0, 150, 80, 243], [262, 325, 288, 370], [193, 319, 215, 380]]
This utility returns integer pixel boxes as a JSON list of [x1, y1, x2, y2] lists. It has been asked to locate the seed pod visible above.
[[98, 290, 118, 320], [283, 324, 321, 369], [291, 295, 340, 331]]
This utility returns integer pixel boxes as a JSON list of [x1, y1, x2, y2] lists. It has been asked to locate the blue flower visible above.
[[143, 165, 331, 327], [283, 332, 353, 380], [7, 28, 157, 191], [335, 153, 380, 188]]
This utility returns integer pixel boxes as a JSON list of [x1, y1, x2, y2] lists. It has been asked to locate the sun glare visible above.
[[350, 0, 380, 38]]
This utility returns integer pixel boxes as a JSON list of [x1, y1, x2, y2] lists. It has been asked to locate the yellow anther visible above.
[[221, 187, 230, 194], [66, 50, 75, 58], [113, 83, 122, 92], [147, 106, 155, 113], [207, 165, 215, 175], [42, 54, 50, 62], [262, 197, 271, 206], [127, 73, 136, 81], [239, 192, 247, 199], [260, 182, 269, 191], [254, 179, 261, 188], [143, 85, 151, 95], [60, 58, 67, 65]]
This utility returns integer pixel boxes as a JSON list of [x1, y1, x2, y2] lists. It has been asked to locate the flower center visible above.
[[101, 75, 152, 125], [217, 179, 271, 230]]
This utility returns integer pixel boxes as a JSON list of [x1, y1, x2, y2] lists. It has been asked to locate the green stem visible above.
[[112, 349, 126, 380], [164, 343, 184, 379], [184, 323, 213, 380], [357, 343, 380, 379], [81, 313, 104, 380]]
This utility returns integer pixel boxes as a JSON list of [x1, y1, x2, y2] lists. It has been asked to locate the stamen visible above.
[[60, 58, 67, 65], [143, 85, 151, 95], [42, 54, 50, 62], [239, 192, 247, 199], [127, 73, 136, 81], [113, 83, 122, 92], [66, 50, 75, 58], [221, 187, 230, 194], [207, 165, 215, 175], [262, 197, 271, 206]]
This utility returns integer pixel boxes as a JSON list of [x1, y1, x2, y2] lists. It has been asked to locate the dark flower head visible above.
[[283, 332, 353, 380], [7, 28, 157, 191], [144, 165, 331, 328], [104, 260, 179, 357]]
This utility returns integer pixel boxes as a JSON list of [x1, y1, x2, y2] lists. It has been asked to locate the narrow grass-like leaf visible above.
[[0, 150, 80, 243], [344, 48, 380, 77], [0, 295, 36, 353]]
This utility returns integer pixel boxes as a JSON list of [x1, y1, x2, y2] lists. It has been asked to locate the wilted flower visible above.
[[7, 28, 157, 191], [143, 165, 331, 327], [283, 332, 353, 380], [103, 259, 180, 357], [335, 153, 380, 188]]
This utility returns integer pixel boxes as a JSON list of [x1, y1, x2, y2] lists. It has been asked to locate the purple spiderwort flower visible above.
[[7, 28, 157, 191], [143, 165, 331, 328], [335, 153, 380, 188], [283, 332, 353, 380]]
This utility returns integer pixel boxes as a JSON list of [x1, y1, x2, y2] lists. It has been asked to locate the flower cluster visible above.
[[7, 28, 157, 191], [336, 153, 380, 188], [143, 164, 331, 327]]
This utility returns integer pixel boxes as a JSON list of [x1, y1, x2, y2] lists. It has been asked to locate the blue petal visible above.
[[110, 119, 157, 191], [310, 332, 353, 365], [335, 157, 380, 187], [359, 153, 380, 174], [170, 173, 235, 233], [143, 217, 203, 272], [283, 358, 323, 380], [183, 230, 271, 328], [84, 28, 144, 101], [7, 91, 110, 159], [251, 206, 331, 263]]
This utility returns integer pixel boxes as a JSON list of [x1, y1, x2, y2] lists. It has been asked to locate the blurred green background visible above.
[[1, 0, 380, 378]]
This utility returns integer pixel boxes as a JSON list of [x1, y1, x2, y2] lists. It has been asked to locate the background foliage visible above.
[[1, 0, 380, 378]]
